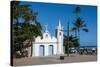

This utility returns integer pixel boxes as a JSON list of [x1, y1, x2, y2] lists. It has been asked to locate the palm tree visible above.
[[73, 6, 81, 18], [72, 17, 88, 49], [72, 6, 88, 49], [72, 6, 81, 37]]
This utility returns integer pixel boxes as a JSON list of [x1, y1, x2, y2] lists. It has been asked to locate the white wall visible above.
[[33, 43, 58, 56]]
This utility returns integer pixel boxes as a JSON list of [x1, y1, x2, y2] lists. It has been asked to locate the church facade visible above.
[[32, 20, 64, 57]]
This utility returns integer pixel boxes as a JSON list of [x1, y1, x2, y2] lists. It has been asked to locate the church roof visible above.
[[34, 19, 63, 43], [35, 25, 57, 42]]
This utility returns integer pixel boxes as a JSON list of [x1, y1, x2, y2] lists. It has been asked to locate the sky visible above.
[[19, 1, 97, 46]]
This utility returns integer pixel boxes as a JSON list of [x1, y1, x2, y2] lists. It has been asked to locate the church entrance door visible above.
[[39, 45, 45, 56], [49, 45, 53, 56]]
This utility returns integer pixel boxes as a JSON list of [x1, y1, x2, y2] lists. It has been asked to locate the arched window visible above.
[[59, 32, 61, 35], [46, 34, 48, 38]]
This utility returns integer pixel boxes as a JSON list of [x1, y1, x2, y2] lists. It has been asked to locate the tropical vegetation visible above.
[[12, 1, 42, 57]]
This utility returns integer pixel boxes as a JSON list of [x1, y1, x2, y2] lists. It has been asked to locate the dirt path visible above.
[[13, 54, 97, 66]]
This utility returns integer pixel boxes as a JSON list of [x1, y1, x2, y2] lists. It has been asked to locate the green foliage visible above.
[[72, 6, 88, 49], [63, 35, 79, 47], [12, 1, 42, 57], [12, 1, 37, 23], [63, 35, 79, 53], [73, 6, 81, 14], [73, 17, 88, 32], [13, 22, 42, 43]]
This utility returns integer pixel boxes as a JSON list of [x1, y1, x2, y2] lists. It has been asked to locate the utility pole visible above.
[[67, 21, 69, 56]]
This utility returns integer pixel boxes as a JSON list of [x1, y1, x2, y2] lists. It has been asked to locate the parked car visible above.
[[79, 47, 97, 55], [69, 48, 78, 54]]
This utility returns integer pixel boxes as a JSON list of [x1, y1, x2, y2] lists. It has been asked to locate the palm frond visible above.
[[83, 28, 88, 32]]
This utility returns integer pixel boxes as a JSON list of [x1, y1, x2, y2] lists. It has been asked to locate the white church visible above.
[[32, 20, 64, 57]]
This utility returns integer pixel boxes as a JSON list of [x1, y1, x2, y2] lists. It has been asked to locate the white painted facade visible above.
[[32, 20, 64, 57]]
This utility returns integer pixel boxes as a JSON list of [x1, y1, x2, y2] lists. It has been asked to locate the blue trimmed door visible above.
[[39, 45, 45, 56], [49, 45, 53, 55]]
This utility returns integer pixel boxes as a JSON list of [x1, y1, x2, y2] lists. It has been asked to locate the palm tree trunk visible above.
[[78, 30, 80, 52], [75, 30, 77, 37]]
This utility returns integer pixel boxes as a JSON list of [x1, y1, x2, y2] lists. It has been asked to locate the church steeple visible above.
[[56, 19, 64, 55], [58, 19, 61, 29]]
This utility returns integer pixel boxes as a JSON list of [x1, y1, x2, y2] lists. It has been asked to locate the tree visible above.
[[72, 6, 81, 37], [12, 1, 42, 57], [72, 17, 88, 49], [73, 6, 81, 18], [63, 35, 79, 54], [12, 1, 38, 24], [72, 6, 88, 50]]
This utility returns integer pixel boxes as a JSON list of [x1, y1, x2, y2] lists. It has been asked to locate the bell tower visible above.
[[56, 20, 64, 55]]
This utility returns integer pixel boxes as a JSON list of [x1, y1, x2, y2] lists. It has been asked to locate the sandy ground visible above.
[[13, 54, 97, 66]]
